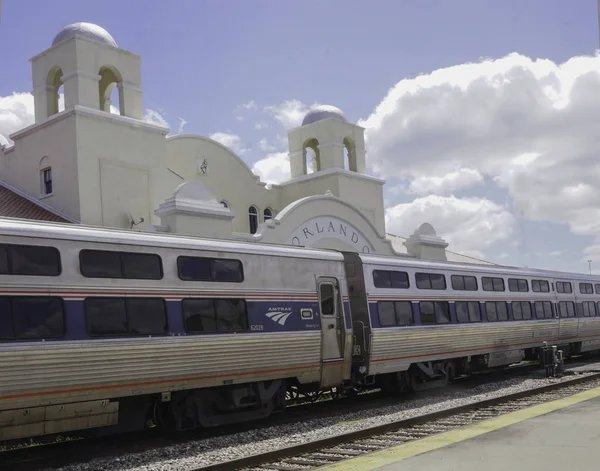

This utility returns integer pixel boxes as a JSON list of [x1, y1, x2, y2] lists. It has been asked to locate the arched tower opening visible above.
[[303, 138, 320, 174], [343, 137, 357, 172], [98, 66, 124, 115], [46, 67, 64, 116]]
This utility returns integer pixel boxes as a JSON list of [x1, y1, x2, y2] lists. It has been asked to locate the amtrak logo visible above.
[[266, 309, 293, 326]]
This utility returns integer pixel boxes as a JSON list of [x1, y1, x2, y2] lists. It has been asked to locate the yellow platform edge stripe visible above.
[[318, 384, 600, 471]]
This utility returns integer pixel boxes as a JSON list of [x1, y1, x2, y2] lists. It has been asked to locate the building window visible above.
[[264, 208, 273, 221], [249, 206, 258, 234], [41, 167, 52, 195]]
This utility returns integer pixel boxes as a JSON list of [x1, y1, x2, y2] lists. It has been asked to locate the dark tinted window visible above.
[[532, 279, 550, 293], [373, 270, 410, 289], [419, 301, 450, 324], [177, 256, 243, 282], [482, 277, 505, 292], [508, 278, 529, 292], [215, 299, 248, 331], [80, 250, 162, 280], [580, 283, 594, 295], [512, 301, 532, 320], [182, 298, 247, 333], [12, 297, 65, 338], [2, 244, 61, 276], [451, 275, 478, 291], [182, 298, 216, 332], [582, 301, 597, 317], [85, 298, 128, 335], [416, 273, 446, 290], [211, 259, 244, 283], [595, 284, 600, 295], [456, 301, 481, 323], [556, 281, 572, 294], [0, 246, 8, 274], [559, 301, 576, 318], [377, 301, 414, 327], [534, 301, 554, 319], [127, 299, 168, 334], [320, 283, 335, 315], [0, 298, 14, 339], [486, 301, 508, 321]]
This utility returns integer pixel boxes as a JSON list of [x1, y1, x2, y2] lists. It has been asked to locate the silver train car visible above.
[[1, 217, 600, 441]]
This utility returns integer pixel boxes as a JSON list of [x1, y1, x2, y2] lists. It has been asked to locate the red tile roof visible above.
[[0, 185, 70, 223]]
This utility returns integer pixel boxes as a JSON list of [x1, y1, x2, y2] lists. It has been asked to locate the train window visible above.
[[482, 277, 505, 292], [85, 298, 128, 335], [595, 284, 600, 295], [451, 275, 478, 291], [558, 301, 576, 318], [378, 302, 396, 326], [534, 301, 554, 319], [508, 278, 529, 292], [0, 298, 14, 339], [177, 256, 244, 283], [579, 283, 594, 295], [182, 299, 216, 332], [532, 280, 550, 293], [215, 299, 248, 331], [415, 273, 446, 290], [12, 297, 65, 339], [182, 298, 247, 333], [127, 299, 168, 335], [320, 283, 335, 316], [419, 301, 450, 324], [485, 301, 508, 322], [378, 301, 414, 327], [512, 301, 532, 320], [122, 253, 163, 280], [373, 270, 409, 289], [80, 250, 163, 280], [211, 259, 244, 283], [455, 301, 481, 323], [556, 281, 572, 294], [1, 244, 61, 276], [582, 301, 597, 317], [0, 246, 8, 274]]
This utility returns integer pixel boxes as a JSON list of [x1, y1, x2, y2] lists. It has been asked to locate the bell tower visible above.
[[30, 22, 143, 122]]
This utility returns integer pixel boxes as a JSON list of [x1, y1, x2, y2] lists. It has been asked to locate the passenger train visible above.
[[2, 216, 600, 441]]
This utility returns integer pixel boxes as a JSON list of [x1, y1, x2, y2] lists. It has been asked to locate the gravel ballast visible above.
[[49, 372, 595, 471]]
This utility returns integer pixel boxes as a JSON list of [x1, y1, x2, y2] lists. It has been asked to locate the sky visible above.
[[1, 0, 600, 274]]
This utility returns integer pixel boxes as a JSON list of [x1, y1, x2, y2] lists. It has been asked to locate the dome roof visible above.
[[302, 105, 348, 126], [52, 22, 118, 47]]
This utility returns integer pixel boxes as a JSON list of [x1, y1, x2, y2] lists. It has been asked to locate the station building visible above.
[[0, 22, 492, 265]]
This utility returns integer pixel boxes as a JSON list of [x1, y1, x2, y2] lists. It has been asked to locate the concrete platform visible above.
[[565, 360, 600, 373], [320, 385, 600, 471]]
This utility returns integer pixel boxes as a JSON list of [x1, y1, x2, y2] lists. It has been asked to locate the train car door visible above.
[[317, 277, 345, 389]]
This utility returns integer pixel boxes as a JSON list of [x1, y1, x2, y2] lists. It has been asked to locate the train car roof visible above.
[[0, 217, 344, 261], [360, 253, 600, 283]]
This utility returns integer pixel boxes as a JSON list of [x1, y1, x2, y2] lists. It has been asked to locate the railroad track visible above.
[[197, 373, 600, 471], [1, 363, 597, 471]]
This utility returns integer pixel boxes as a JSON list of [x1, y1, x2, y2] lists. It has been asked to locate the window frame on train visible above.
[[372, 269, 410, 289], [0, 243, 61, 276], [482, 276, 505, 292], [415, 272, 447, 290], [84, 297, 168, 336], [558, 301, 576, 318], [534, 301, 554, 319], [556, 281, 573, 294], [455, 301, 482, 323], [0, 296, 65, 340], [177, 256, 244, 283], [182, 298, 249, 333], [419, 301, 450, 324], [531, 279, 550, 293], [79, 249, 163, 280], [512, 301, 533, 320], [508, 278, 529, 292], [451, 275, 478, 291], [582, 301, 597, 317], [485, 301, 509, 321], [579, 283, 594, 295]]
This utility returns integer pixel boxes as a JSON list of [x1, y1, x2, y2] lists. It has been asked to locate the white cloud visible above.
[[385, 195, 515, 259], [265, 99, 323, 129], [209, 132, 249, 155], [254, 121, 269, 130], [408, 168, 484, 196], [143, 109, 170, 128], [258, 137, 277, 152], [252, 152, 290, 184], [0, 92, 35, 143], [234, 100, 258, 121]]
